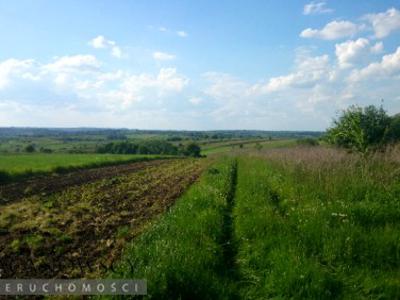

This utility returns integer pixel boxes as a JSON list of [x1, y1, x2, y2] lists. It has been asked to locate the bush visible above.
[[326, 105, 392, 153], [386, 114, 400, 142], [39, 147, 53, 153], [184, 143, 201, 157], [24, 144, 36, 153]]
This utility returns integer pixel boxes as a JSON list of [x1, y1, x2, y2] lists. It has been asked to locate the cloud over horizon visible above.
[[0, 3, 399, 130]]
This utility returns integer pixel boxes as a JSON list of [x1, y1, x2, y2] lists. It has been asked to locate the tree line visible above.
[[96, 140, 201, 157]]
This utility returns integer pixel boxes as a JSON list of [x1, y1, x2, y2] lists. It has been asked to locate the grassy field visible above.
[[234, 150, 399, 299], [201, 139, 296, 155], [0, 153, 170, 183], [106, 147, 400, 299]]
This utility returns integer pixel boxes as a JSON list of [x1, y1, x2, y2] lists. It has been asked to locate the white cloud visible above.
[[44, 55, 101, 73], [349, 46, 400, 81], [0, 59, 35, 89], [203, 72, 250, 101], [89, 35, 108, 49], [259, 55, 331, 92], [303, 2, 333, 15], [371, 42, 384, 54], [300, 20, 361, 40], [157, 27, 188, 37], [153, 51, 176, 61], [110, 46, 122, 58], [177, 31, 188, 37], [364, 8, 400, 38], [104, 68, 189, 108], [89, 35, 122, 58], [335, 38, 381, 68]]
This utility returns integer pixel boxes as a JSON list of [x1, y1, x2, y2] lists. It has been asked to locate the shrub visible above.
[[24, 144, 36, 153], [386, 114, 400, 142], [184, 143, 201, 157], [326, 105, 391, 153]]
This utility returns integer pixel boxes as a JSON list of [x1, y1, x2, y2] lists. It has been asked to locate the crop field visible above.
[[0, 153, 169, 183], [0, 158, 207, 278]]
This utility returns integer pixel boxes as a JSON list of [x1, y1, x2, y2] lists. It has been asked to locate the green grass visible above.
[[108, 157, 238, 299], [104, 146, 399, 299], [0, 153, 171, 183], [233, 150, 400, 299], [201, 139, 296, 155]]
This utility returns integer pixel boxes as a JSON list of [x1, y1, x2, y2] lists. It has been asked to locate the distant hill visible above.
[[0, 127, 323, 139]]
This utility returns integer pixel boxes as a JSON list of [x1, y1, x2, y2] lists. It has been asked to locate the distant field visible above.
[[0, 153, 170, 183], [202, 139, 296, 154]]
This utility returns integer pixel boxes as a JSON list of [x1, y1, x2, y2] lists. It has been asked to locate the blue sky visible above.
[[0, 0, 400, 130]]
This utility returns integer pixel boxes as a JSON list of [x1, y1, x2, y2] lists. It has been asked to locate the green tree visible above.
[[184, 143, 201, 157], [326, 105, 391, 153], [386, 114, 400, 142], [25, 144, 36, 153]]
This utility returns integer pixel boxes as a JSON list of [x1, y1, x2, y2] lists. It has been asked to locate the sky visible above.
[[0, 0, 400, 130]]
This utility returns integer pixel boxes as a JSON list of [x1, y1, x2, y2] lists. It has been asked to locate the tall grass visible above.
[[100, 146, 399, 299], [107, 157, 238, 299], [234, 147, 400, 299]]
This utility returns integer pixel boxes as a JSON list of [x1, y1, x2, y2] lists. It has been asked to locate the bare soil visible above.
[[0, 158, 208, 279], [0, 159, 172, 205]]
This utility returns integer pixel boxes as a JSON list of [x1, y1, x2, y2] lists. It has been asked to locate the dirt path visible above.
[[0, 158, 208, 278], [0, 159, 172, 205]]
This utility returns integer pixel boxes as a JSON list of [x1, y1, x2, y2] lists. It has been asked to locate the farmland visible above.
[[0, 127, 398, 299], [0, 158, 207, 278], [0, 153, 171, 184]]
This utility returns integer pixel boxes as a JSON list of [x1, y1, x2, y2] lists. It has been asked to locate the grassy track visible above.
[[234, 150, 400, 299], [109, 157, 238, 299], [0, 153, 171, 183]]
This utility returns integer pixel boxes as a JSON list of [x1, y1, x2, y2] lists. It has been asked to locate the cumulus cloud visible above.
[[300, 20, 361, 40], [371, 42, 384, 54], [153, 51, 176, 61], [259, 55, 331, 93], [335, 38, 383, 68], [349, 47, 400, 81], [44, 55, 101, 73], [364, 8, 400, 38], [203, 72, 251, 101], [303, 1, 333, 15], [0, 52, 189, 113], [0, 59, 35, 89], [89, 35, 123, 58], [103, 68, 189, 108]]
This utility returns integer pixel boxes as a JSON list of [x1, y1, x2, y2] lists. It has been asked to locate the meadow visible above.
[[106, 146, 400, 299], [201, 138, 296, 155]]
